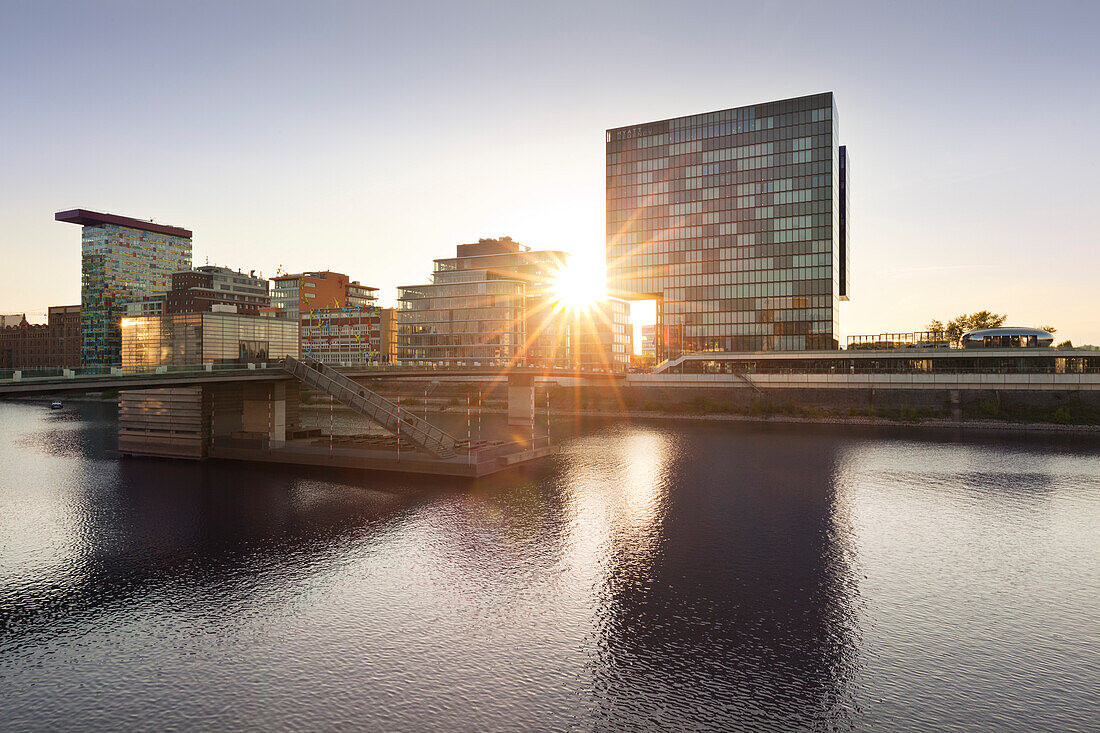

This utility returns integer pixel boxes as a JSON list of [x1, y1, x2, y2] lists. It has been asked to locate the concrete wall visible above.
[[549, 382, 1100, 422]]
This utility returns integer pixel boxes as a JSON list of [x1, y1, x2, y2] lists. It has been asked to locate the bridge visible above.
[[0, 362, 623, 397], [0, 359, 621, 473]]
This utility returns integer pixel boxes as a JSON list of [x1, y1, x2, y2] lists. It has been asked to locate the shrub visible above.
[[970, 400, 1000, 420], [1049, 407, 1072, 425]]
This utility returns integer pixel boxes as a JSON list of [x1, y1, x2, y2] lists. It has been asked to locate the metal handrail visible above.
[[283, 356, 458, 458]]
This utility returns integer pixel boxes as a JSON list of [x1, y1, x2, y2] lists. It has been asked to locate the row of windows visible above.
[[612, 264, 833, 284], [607, 103, 832, 148], [399, 322, 524, 337], [609, 177, 834, 215], [398, 307, 522, 323], [398, 282, 525, 299], [664, 322, 834, 338], [618, 277, 837, 300], [610, 132, 834, 172], [398, 295, 524, 310], [663, 294, 828, 312], [664, 278, 839, 300], [611, 228, 836, 252], [609, 202, 832, 231], [668, 308, 834, 325], [612, 239, 833, 266], [607, 120, 833, 167], [609, 172, 829, 201], [612, 250, 832, 270], [611, 206, 823, 232], [608, 174, 823, 201], [608, 166, 834, 208], [399, 333, 520, 346]]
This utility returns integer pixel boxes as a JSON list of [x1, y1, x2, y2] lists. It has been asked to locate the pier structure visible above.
[[100, 358, 578, 475]]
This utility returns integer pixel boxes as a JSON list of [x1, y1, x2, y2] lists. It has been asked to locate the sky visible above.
[[1, 0, 1097, 344]]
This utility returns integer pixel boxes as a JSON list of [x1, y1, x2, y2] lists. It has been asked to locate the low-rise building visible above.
[[0, 305, 82, 369], [301, 305, 397, 365], [48, 305, 82, 367], [270, 270, 386, 363], [167, 266, 269, 314], [0, 316, 50, 369], [120, 310, 298, 368], [126, 265, 270, 317], [271, 271, 378, 321], [847, 332, 951, 350]]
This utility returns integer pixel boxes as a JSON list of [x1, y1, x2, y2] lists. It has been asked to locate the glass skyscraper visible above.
[[56, 209, 192, 367], [606, 92, 849, 360]]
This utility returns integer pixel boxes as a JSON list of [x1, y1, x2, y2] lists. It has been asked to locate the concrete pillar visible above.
[[508, 373, 535, 426], [270, 382, 287, 446], [242, 382, 286, 446]]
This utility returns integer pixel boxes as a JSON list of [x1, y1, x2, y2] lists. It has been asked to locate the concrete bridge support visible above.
[[117, 380, 299, 459], [508, 373, 535, 427]]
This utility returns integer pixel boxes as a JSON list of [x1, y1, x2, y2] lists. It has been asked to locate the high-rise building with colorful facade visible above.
[[56, 209, 192, 367], [606, 92, 849, 360]]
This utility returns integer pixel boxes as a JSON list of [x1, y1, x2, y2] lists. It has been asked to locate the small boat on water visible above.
[[50, 400, 63, 410]]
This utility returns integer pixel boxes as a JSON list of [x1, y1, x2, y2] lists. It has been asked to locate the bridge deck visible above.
[[0, 363, 623, 397]]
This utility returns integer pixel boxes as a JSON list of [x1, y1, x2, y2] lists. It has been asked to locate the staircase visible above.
[[282, 356, 458, 458], [733, 371, 764, 395], [655, 354, 763, 394]]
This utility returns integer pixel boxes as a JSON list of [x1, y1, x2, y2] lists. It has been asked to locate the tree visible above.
[[1039, 325, 1057, 335], [928, 311, 1007, 347], [963, 310, 1008, 330], [925, 319, 946, 341], [1057, 340, 1073, 349]]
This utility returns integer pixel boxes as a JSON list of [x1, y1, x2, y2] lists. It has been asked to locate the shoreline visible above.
[[9, 395, 1097, 435]]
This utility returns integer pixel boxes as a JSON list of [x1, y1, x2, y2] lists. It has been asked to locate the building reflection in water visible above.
[[559, 421, 861, 730]]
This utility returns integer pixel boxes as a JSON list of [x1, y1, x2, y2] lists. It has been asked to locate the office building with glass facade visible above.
[[606, 92, 849, 360], [570, 298, 632, 371], [56, 209, 192, 367], [120, 312, 298, 368], [397, 238, 568, 366]]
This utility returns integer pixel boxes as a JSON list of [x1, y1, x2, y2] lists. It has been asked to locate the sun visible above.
[[551, 257, 606, 312]]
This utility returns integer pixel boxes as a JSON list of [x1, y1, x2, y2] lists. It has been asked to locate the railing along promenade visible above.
[[0, 360, 625, 396]]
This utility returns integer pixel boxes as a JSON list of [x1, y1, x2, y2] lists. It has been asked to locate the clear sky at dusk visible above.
[[1, 1, 1097, 343]]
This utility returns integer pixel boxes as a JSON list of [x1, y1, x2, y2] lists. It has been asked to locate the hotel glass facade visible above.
[[120, 312, 298, 368], [606, 92, 849, 360]]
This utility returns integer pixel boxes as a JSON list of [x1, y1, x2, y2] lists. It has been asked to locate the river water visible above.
[[0, 400, 1097, 731]]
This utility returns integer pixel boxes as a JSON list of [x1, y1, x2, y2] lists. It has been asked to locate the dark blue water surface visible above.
[[0, 400, 1097, 731]]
